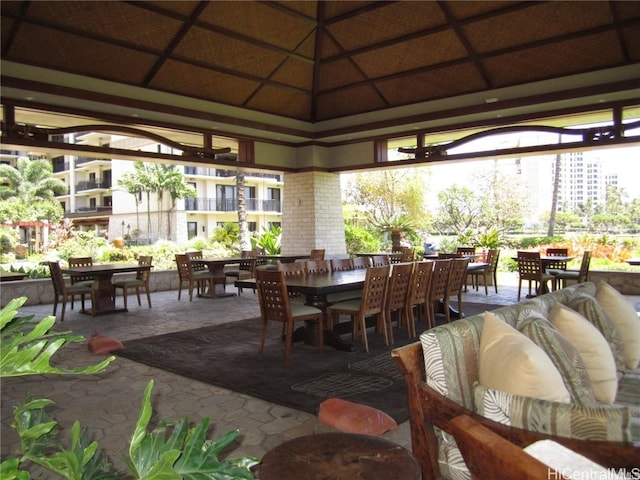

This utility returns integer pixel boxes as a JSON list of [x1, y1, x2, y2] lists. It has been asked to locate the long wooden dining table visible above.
[[60, 263, 153, 315], [236, 269, 366, 351]]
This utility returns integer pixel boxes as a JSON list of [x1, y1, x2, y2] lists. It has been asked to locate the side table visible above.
[[258, 432, 421, 480]]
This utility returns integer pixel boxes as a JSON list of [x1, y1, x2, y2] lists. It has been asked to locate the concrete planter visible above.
[[1, 268, 638, 308], [0, 270, 183, 307]]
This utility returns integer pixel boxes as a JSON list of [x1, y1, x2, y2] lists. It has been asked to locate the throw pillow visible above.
[[318, 398, 398, 436], [88, 333, 124, 354], [549, 303, 618, 404], [518, 313, 596, 406], [568, 293, 625, 371], [479, 311, 570, 403], [596, 281, 640, 369]]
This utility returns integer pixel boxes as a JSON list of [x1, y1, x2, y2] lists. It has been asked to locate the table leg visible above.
[[83, 273, 126, 315], [295, 294, 354, 352], [202, 264, 234, 298]]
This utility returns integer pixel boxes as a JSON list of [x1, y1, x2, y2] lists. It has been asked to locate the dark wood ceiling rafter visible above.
[[1, 5, 162, 58], [310, 1, 325, 123], [142, 1, 208, 87], [259, 0, 318, 27], [1, 0, 31, 55], [241, 27, 316, 110], [128, 1, 316, 66], [321, 1, 542, 64], [317, 15, 640, 100], [608, 2, 633, 62], [436, 1, 492, 90], [323, 1, 397, 27]]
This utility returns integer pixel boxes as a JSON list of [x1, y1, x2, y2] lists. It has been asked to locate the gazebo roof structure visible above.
[[1, 1, 639, 169]]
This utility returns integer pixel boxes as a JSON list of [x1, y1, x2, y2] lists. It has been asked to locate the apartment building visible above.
[[49, 132, 283, 245]]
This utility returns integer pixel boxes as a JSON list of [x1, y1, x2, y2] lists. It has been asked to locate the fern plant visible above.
[[0, 297, 258, 479]]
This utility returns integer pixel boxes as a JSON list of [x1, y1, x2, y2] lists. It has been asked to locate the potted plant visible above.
[[369, 214, 416, 250], [0, 297, 258, 479]]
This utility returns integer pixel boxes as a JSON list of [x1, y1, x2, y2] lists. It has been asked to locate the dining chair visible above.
[[467, 249, 500, 295], [352, 256, 371, 269], [225, 258, 257, 295], [327, 265, 390, 353], [426, 259, 452, 328], [384, 262, 414, 343], [255, 269, 323, 360], [277, 260, 307, 303], [330, 258, 353, 271], [304, 260, 331, 274], [516, 251, 555, 301], [112, 255, 153, 309], [186, 251, 227, 297], [456, 246, 476, 256], [545, 247, 569, 277], [444, 257, 470, 323], [67, 256, 94, 308], [551, 250, 592, 289], [310, 249, 325, 261], [47, 261, 95, 321], [405, 260, 433, 337], [175, 253, 212, 301], [371, 255, 389, 267]]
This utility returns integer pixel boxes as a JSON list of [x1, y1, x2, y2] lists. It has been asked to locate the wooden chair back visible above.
[[517, 251, 543, 281], [330, 258, 353, 271], [187, 251, 206, 272], [361, 265, 390, 317], [48, 260, 68, 296], [68, 256, 93, 284], [545, 247, 568, 270], [305, 260, 331, 274], [277, 261, 306, 275], [577, 250, 592, 282], [385, 262, 414, 342], [256, 269, 292, 325], [426, 259, 452, 328], [310, 249, 325, 260], [136, 255, 153, 282], [405, 260, 434, 336], [352, 256, 371, 269], [175, 254, 192, 281], [371, 255, 389, 267], [445, 257, 470, 322], [456, 247, 476, 256]]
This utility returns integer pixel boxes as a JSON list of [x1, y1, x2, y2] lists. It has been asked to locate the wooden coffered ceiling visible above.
[[1, 1, 640, 151]]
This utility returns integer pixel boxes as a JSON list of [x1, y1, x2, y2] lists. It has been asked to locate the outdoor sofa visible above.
[[392, 281, 640, 480]]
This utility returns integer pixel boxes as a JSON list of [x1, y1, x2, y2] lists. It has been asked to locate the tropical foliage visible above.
[[0, 298, 258, 479]]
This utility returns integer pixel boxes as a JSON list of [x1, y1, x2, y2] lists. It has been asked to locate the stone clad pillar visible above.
[[281, 171, 347, 256]]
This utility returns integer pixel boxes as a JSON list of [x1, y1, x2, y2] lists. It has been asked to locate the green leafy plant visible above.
[[254, 225, 281, 255], [0, 297, 258, 479]]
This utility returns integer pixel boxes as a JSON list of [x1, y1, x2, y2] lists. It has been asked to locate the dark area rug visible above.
[[117, 302, 503, 423]]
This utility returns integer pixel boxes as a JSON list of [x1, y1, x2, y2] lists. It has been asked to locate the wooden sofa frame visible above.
[[391, 342, 640, 480]]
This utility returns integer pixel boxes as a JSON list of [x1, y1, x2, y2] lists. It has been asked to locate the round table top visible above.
[[259, 432, 421, 480]]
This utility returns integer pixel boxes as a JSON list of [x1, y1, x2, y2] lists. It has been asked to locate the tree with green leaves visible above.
[[117, 169, 144, 233], [344, 168, 429, 247], [0, 156, 67, 247]]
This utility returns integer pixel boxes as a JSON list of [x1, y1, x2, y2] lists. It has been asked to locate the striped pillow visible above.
[[569, 293, 625, 372], [517, 313, 597, 407]]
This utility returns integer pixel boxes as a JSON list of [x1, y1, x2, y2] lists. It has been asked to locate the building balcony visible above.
[[76, 180, 112, 191], [185, 197, 281, 213], [183, 166, 282, 182], [65, 206, 113, 218]]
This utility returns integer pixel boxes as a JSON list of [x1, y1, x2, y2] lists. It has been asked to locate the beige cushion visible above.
[[596, 281, 640, 369], [549, 303, 618, 404], [479, 311, 570, 403]]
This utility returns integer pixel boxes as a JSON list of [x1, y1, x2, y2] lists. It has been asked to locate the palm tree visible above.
[[116, 171, 143, 233], [132, 162, 155, 243], [164, 167, 196, 240], [236, 171, 251, 251], [0, 156, 67, 249], [0, 156, 67, 203]]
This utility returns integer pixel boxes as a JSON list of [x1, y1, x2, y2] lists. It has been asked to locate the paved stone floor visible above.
[[1, 273, 637, 476]]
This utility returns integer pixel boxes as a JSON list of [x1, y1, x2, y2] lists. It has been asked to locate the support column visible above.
[[281, 171, 347, 256]]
